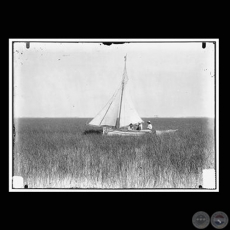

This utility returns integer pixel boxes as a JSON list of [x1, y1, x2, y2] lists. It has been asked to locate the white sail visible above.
[[88, 88, 121, 127], [119, 81, 144, 128], [89, 55, 143, 129]]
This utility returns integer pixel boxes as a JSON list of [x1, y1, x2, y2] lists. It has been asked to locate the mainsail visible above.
[[89, 55, 144, 128], [119, 83, 144, 127]]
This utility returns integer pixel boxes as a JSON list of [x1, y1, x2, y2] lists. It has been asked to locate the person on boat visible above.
[[140, 122, 143, 130], [103, 127, 107, 134], [147, 121, 152, 130], [136, 122, 142, 130], [128, 123, 133, 130]]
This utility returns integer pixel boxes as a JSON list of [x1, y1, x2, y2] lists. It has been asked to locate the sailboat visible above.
[[88, 55, 152, 136]]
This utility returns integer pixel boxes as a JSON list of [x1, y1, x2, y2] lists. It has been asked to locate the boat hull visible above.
[[104, 129, 178, 136], [106, 129, 152, 136]]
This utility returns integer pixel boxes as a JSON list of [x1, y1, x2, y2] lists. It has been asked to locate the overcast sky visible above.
[[13, 40, 215, 118]]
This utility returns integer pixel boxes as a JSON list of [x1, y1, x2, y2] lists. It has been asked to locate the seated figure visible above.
[[147, 121, 152, 130], [128, 123, 133, 130], [136, 122, 142, 130]]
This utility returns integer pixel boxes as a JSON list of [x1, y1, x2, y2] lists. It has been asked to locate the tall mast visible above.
[[117, 55, 127, 129]]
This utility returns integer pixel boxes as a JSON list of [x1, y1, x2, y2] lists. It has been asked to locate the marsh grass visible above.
[[13, 118, 214, 188]]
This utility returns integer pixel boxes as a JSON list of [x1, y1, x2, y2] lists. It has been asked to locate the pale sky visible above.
[[13, 40, 215, 118]]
